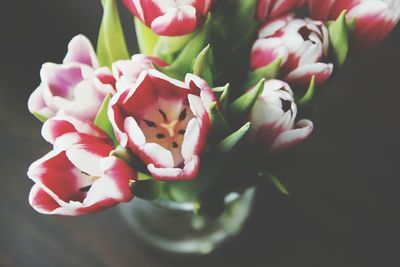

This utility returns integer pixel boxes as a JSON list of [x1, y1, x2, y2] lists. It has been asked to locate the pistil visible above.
[[160, 119, 179, 137]]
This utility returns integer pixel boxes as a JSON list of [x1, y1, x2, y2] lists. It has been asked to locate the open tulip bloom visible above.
[[27, 0, 399, 216]]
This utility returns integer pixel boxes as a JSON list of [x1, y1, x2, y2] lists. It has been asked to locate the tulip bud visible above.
[[308, 0, 400, 49], [122, 0, 213, 36], [28, 35, 115, 122], [249, 79, 313, 154], [250, 14, 334, 88]]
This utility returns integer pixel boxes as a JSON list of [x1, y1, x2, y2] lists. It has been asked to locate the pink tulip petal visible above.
[[151, 6, 197, 36], [141, 143, 175, 168], [94, 67, 116, 95], [258, 13, 294, 37], [193, 0, 213, 14], [28, 84, 56, 118], [27, 150, 89, 204], [29, 184, 62, 214], [148, 155, 199, 180], [285, 63, 333, 88], [309, 0, 337, 21], [348, 1, 398, 49], [40, 63, 86, 101], [41, 116, 108, 144], [63, 35, 99, 68], [269, 0, 306, 18], [251, 38, 288, 70], [65, 143, 114, 177], [257, 0, 275, 20], [269, 119, 313, 154], [124, 116, 146, 148], [181, 118, 202, 160], [82, 157, 135, 207]]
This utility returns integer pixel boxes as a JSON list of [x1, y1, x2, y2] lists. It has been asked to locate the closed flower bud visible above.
[[308, 0, 400, 49], [249, 79, 313, 154], [251, 14, 333, 88], [123, 0, 213, 36]]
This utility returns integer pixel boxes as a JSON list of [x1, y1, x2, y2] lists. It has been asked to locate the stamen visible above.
[[159, 109, 168, 122], [79, 185, 92, 192], [143, 119, 157, 127], [172, 142, 179, 148], [179, 109, 187, 121], [179, 129, 186, 135], [156, 133, 165, 139]]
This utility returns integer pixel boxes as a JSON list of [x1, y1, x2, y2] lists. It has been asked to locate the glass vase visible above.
[[118, 187, 256, 255]]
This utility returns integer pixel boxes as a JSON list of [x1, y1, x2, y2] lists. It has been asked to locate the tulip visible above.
[[28, 116, 136, 215], [249, 79, 313, 154], [122, 0, 213, 36], [308, 0, 400, 49], [257, 0, 307, 20], [28, 35, 115, 122], [109, 69, 215, 180], [112, 54, 167, 92], [251, 14, 333, 88]]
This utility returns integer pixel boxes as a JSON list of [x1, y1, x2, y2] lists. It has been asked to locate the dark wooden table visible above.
[[1, 2, 400, 266]]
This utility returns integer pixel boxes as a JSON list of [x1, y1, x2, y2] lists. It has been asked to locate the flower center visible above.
[[140, 104, 193, 165]]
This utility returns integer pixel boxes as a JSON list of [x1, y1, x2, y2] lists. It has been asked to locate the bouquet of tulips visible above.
[[27, 0, 399, 216]]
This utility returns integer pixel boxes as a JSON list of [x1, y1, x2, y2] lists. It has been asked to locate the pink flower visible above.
[[251, 14, 333, 88], [308, 0, 400, 49], [257, 0, 307, 20], [112, 54, 167, 92], [122, 0, 213, 36], [109, 69, 215, 180], [28, 116, 136, 215], [249, 79, 313, 154], [28, 35, 115, 122]]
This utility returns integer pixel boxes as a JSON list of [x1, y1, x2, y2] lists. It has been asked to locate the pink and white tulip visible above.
[[28, 35, 115, 122], [112, 54, 167, 92], [257, 0, 307, 20], [122, 0, 213, 36], [249, 79, 313, 154], [28, 116, 136, 215], [251, 14, 333, 88], [308, 0, 400, 49], [109, 69, 215, 180]]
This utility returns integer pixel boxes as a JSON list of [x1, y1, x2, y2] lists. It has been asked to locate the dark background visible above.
[[1, 1, 400, 267]]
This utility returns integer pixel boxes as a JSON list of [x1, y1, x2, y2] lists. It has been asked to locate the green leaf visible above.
[[212, 86, 226, 93], [97, 0, 130, 67], [153, 33, 193, 62], [230, 0, 260, 53], [265, 172, 289, 195], [94, 94, 118, 145], [209, 102, 230, 140], [328, 10, 350, 67], [219, 83, 230, 113], [216, 122, 251, 154], [134, 18, 159, 56], [192, 44, 214, 86], [229, 79, 265, 120], [245, 57, 281, 88], [347, 16, 356, 32], [166, 160, 225, 203], [153, 63, 183, 80], [32, 112, 48, 123], [157, 14, 212, 80], [130, 179, 160, 200], [297, 75, 316, 107]]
